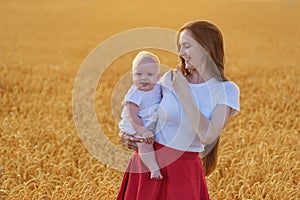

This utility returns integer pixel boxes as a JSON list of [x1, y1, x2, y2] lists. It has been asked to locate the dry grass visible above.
[[0, 0, 299, 199]]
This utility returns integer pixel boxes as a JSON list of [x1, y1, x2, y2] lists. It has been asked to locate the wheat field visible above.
[[0, 0, 299, 199]]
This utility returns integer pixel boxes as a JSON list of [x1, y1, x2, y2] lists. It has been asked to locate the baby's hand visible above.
[[143, 130, 154, 144]]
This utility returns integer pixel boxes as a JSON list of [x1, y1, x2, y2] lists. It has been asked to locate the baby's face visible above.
[[132, 58, 160, 91]]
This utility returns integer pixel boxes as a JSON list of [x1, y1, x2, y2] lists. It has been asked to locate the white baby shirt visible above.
[[118, 84, 162, 135]]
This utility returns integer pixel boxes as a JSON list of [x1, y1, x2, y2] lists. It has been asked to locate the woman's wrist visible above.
[[143, 130, 153, 137], [120, 131, 144, 143]]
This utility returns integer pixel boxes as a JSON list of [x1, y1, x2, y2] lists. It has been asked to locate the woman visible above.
[[117, 20, 240, 200]]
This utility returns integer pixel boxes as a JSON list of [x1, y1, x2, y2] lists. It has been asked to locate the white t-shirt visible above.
[[118, 84, 162, 135], [155, 71, 240, 152]]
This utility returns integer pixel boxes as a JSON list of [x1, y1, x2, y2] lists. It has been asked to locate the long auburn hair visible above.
[[177, 21, 228, 176]]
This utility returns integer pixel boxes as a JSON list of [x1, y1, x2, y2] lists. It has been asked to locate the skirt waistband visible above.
[[153, 142, 200, 160]]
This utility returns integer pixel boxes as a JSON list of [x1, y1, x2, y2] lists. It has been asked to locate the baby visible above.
[[119, 51, 163, 179]]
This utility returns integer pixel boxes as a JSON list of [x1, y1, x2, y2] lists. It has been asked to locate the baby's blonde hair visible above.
[[132, 51, 160, 71]]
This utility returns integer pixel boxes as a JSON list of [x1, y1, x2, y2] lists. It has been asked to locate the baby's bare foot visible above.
[[150, 170, 163, 180]]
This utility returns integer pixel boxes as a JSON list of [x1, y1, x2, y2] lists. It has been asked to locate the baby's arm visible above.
[[127, 102, 154, 144]]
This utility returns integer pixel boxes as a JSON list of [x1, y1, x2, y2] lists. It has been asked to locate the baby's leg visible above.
[[136, 140, 163, 180]]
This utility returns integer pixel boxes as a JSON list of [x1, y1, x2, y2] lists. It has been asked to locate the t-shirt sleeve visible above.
[[122, 86, 142, 106], [218, 82, 240, 117]]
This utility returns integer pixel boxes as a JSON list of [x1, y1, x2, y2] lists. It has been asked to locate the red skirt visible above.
[[117, 142, 209, 200]]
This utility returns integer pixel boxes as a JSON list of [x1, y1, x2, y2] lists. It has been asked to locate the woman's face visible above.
[[178, 29, 208, 74]]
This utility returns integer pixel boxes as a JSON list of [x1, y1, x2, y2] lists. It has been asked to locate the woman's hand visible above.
[[172, 66, 190, 97], [119, 131, 143, 151], [143, 130, 155, 144]]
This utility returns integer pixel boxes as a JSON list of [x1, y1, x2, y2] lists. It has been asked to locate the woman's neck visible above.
[[186, 69, 215, 84], [187, 72, 212, 84], [186, 73, 203, 84]]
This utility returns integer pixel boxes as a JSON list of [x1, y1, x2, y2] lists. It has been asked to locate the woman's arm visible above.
[[205, 104, 231, 144], [172, 70, 231, 145]]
